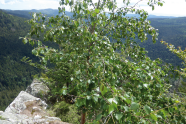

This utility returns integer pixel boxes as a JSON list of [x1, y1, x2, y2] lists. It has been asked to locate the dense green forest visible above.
[[138, 17, 186, 67], [0, 10, 38, 110], [0, 10, 58, 110], [4, 9, 74, 19], [0, 8, 185, 112]]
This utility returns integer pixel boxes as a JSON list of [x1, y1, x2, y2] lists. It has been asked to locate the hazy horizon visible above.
[[1, 0, 186, 17]]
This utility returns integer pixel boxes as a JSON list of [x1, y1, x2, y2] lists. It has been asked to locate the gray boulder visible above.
[[25, 78, 49, 98], [0, 79, 70, 124]]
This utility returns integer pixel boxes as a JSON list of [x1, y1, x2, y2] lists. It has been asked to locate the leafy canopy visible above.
[[21, 0, 186, 123]]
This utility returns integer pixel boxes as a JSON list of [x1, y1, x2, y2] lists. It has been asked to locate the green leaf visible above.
[[92, 12, 96, 17], [143, 84, 148, 88], [156, 114, 162, 119], [108, 98, 118, 104], [95, 113, 102, 121], [114, 112, 123, 120], [70, 77, 73, 81], [22, 38, 28, 44], [100, 83, 107, 95], [140, 119, 147, 124], [95, 9, 99, 13], [93, 94, 99, 102], [161, 109, 167, 118], [74, 20, 78, 26], [76, 98, 86, 107], [109, 103, 116, 114], [86, 96, 91, 100], [120, 96, 131, 104], [123, 106, 129, 112], [76, 70, 81, 75], [62, 90, 67, 95], [30, 40, 35, 46], [130, 102, 139, 111], [125, 99, 131, 104], [144, 105, 151, 114], [32, 49, 37, 55], [150, 113, 157, 121], [38, 40, 42, 46]]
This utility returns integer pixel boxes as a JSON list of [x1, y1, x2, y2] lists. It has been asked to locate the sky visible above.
[[0, 0, 186, 17]]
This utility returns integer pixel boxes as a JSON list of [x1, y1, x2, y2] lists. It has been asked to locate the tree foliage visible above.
[[161, 40, 186, 97], [161, 40, 186, 77], [21, 0, 186, 123]]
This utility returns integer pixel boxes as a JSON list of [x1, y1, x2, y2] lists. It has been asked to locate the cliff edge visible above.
[[0, 79, 70, 124]]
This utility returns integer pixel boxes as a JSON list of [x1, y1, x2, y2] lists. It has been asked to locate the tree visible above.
[[21, 0, 186, 123], [161, 41, 186, 77], [161, 40, 186, 95]]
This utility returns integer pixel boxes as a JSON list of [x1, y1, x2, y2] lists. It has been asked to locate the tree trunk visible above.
[[81, 112, 86, 124]]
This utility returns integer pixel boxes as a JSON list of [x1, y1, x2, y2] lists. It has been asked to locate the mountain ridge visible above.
[[3, 9, 178, 19]]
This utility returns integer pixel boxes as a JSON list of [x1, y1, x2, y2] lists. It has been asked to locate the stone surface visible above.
[[5, 91, 47, 114], [25, 78, 49, 98], [0, 79, 70, 124]]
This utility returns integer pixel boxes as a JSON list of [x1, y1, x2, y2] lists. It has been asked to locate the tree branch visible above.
[[97, 0, 101, 9], [91, 0, 96, 9], [120, 0, 143, 11]]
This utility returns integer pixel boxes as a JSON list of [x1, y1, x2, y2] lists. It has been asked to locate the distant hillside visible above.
[[3, 9, 74, 19], [0, 10, 57, 110], [138, 17, 186, 67], [3, 9, 177, 19], [0, 9, 40, 110], [113, 14, 176, 19]]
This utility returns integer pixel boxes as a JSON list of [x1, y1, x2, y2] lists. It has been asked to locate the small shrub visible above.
[[51, 101, 81, 124]]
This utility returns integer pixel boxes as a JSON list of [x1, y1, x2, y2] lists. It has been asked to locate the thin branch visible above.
[[103, 112, 113, 124], [105, 82, 114, 93], [91, 0, 96, 9], [105, 112, 113, 124], [100, 0, 144, 35], [99, 0, 106, 10], [97, 0, 101, 9], [112, 0, 115, 13], [100, 16, 115, 35], [120, 0, 143, 11], [111, 112, 116, 124]]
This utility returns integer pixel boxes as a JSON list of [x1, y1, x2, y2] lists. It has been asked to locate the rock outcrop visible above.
[[25, 79, 49, 102], [0, 79, 69, 124]]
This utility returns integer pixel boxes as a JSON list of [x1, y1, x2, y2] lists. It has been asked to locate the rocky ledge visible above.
[[0, 79, 70, 124]]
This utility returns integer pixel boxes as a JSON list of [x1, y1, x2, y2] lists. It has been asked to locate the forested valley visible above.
[[0, 9, 58, 110], [0, 8, 186, 120]]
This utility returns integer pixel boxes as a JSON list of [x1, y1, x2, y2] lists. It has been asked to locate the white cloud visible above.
[[0, 0, 60, 10], [4, 0, 29, 4], [4, 0, 13, 3], [141, 0, 186, 17], [0, 0, 5, 4], [114, 0, 186, 17]]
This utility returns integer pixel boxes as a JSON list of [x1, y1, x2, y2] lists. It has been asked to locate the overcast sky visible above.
[[0, 0, 186, 17]]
